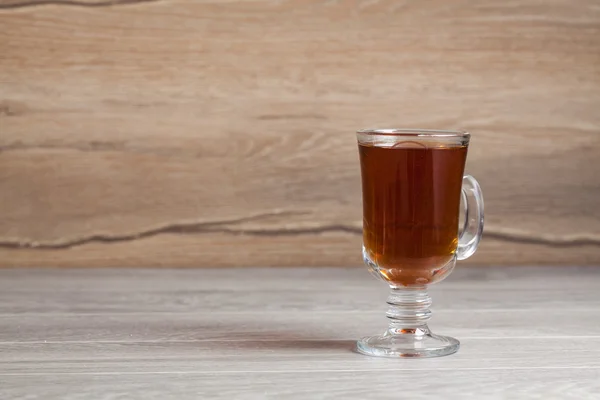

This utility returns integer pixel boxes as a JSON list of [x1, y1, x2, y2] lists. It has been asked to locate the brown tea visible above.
[[359, 142, 467, 286]]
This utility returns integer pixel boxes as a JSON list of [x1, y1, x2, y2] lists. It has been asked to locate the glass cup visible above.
[[356, 129, 484, 358]]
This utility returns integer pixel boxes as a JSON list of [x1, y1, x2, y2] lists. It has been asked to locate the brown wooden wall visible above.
[[1, 0, 599, 267]]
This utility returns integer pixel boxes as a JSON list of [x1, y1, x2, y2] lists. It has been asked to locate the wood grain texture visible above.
[[1, 0, 599, 267], [2, 371, 600, 400], [1, 267, 600, 399]]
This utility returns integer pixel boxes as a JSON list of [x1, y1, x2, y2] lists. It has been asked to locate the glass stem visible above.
[[386, 286, 432, 336]]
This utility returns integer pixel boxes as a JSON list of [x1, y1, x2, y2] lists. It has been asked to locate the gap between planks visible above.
[[1, 366, 600, 377], [2, 336, 600, 345]]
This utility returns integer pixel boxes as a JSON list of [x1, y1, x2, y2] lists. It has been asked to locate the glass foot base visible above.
[[356, 330, 460, 358]]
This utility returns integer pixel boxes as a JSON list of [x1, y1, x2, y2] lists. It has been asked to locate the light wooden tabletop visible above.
[[1, 267, 599, 399]]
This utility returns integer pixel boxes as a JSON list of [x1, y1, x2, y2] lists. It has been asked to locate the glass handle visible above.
[[457, 175, 484, 260]]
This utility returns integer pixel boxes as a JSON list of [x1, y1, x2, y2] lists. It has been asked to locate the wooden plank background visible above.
[[1, 0, 599, 267]]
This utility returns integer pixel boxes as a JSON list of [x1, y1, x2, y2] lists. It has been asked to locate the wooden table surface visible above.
[[1, 267, 599, 399]]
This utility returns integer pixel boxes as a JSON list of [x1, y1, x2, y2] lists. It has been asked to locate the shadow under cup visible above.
[[357, 129, 470, 287]]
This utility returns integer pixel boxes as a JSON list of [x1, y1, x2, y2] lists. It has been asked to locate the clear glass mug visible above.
[[356, 129, 484, 358]]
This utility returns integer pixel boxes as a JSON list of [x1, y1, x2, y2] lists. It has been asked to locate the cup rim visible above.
[[356, 128, 470, 138]]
